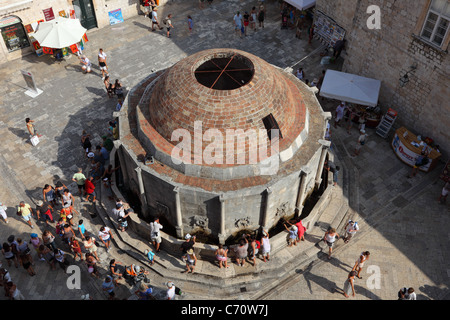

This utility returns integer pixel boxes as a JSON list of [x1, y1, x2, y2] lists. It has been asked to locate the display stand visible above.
[[376, 108, 397, 138]]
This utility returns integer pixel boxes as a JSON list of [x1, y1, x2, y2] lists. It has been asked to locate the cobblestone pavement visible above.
[[0, 0, 448, 301]]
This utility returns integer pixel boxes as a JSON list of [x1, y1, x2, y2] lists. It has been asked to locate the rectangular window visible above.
[[420, 0, 450, 47], [262, 114, 283, 140]]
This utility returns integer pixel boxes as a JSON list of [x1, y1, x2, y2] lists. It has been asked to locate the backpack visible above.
[[420, 156, 429, 166], [163, 18, 168, 25], [175, 286, 182, 295]]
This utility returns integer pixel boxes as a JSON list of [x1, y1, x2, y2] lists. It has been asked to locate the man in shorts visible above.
[[150, 217, 163, 252], [72, 168, 87, 196], [164, 14, 174, 38], [151, 7, 163, 31], [17, 201, 34, 229], [98, 48, 109, 80], [98, 226, 113, 252]]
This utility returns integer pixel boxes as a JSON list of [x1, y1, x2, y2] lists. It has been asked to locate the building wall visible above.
[[0, 0, 169, 64], [316, 0, 450, 159]]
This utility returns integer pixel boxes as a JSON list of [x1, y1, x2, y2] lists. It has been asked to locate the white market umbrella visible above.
[[319, 70, 381, 107], [33, 16, 87, 49]]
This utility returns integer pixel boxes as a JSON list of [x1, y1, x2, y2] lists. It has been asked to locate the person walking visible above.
[[102, 275, 116, 300], [98, 226, 113, 252], [233, 11, 244, 38], [42, 184, 57, 207], [187, 15, 194, 34], [2, 242, 18, 268], [258, 4, 265, 29], [353, 251, 370, 279], [334, 102, 346, 128], [29, 233, 44, 260], [98, 48, 109, 80], [81, 130, 92, 157], [17, 201, 34, 229], [26, 118, 42, 138], [0, 202, 9, 224], [343, 220, 359, 243], [342, 270, 356, 298], [150, 217, 163, 252], [438, 182, 449, 204], [42, 230, 57, 251], [54, 248, 70, 272], [72, 168, 87, 197], [352, 129, 368, 157], [165, 281, 178, 300], [83, 235, 100, 261], [84, 176, 96, 203], [163, 14, 174, 38], [151, 7, 163, 31], [323, 227, 339, 260], [5, 281, 25, 300]]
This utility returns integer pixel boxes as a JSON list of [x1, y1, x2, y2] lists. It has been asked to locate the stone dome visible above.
[[142, 49, 310, 180]]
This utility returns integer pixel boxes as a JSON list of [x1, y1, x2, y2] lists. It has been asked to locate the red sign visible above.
[[43, 8, 55, 21]]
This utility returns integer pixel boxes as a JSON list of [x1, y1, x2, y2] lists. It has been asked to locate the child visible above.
[[284, 224, 298, 246], [55, 218, 65, 237], [187, 15, 193, 34], [144, 249, 155, 266], [70, 237, 83, 261], [78, 220, 87, 240], [118, 217, 128, 232]]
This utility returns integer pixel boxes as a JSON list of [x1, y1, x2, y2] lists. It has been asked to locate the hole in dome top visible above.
[[194, 53, 255, 90]]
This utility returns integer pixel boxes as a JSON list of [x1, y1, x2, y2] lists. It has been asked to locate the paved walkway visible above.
[[0, 0, 448, 301]]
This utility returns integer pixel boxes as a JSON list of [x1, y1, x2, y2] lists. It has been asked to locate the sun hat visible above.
[[36, 200, 43, 206], [187, 249, 194, 255]]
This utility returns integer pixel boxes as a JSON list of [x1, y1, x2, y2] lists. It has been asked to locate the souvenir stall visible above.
[[319, 69, 382, 128], [391, 127, 442, 172], [32, 16, 87, 60]]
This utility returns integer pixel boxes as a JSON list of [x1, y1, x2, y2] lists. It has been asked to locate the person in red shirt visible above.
[[84, 176, 96, 202]]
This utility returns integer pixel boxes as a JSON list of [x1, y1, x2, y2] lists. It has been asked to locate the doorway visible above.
[[72, 0, 98, 30]]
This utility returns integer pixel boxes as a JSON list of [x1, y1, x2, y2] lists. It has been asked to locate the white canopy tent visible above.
[[319, 70, 381, 107], [283, 0, 316, 10]]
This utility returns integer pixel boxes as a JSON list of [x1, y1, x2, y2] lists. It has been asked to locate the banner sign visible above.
[[108, 9, 124, 25]]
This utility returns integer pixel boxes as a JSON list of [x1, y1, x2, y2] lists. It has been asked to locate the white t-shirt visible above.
[[150, 221, 163, 236], [166, 286, 175, 300], [82, 57, 91, 67], [345, 221, 359, 234], [99, 227, 111, 241], [98, 51, 107, 60]]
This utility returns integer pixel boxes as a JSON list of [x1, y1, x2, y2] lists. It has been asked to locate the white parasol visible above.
[[33, 16, 87, 49], [319, 70, 381, 107]]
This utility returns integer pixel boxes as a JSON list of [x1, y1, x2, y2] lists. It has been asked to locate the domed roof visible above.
[[143, 49, 309, 179]]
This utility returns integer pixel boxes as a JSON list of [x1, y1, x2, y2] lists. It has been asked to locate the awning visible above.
[[319, 70, 381, 107], [284, 0, 316, 10]]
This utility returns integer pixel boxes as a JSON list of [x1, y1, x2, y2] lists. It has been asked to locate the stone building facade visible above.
[[0, 0, 169, 63], [315, 0, 449, 158]]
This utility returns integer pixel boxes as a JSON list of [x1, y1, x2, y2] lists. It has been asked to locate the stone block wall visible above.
[[316, 0, 449, 159]]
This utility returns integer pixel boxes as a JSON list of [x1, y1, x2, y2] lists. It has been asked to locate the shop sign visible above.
[[43, 8, 55, 21], [21, 70, 38, 93]]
